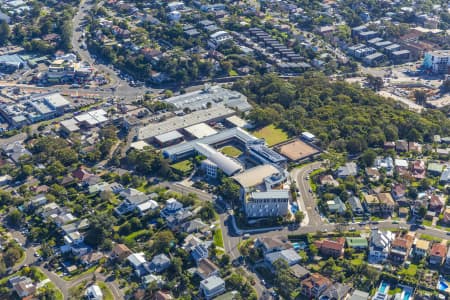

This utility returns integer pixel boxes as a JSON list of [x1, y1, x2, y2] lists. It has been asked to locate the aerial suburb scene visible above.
[[1, 0, 450, 299]]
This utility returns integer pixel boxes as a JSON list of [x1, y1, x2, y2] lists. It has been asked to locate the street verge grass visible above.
[[98, 281, 114, 300], [213, 228, 224, 248]]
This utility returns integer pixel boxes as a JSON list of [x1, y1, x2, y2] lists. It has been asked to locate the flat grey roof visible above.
[[184, 123, 217, 139], [0, 54, 24, 67], [392, 49, 410, 55], [155, 130, 183, 143], [251, 190, 289, 199], [385, 44, 400, 50], [60, 118, 80, 132], [163, 127, 257, 159], [201, 275, 225, 290], [232, 164, 279, 188], [138, 105, 234, 140], [162, 86, 251, 112], [365, 52, 384, 60]]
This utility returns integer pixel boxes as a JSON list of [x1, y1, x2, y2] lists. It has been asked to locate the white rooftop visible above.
[[185, 123, 217, 139]]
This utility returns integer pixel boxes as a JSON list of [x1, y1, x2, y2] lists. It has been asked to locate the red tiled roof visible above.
[[320, 237, 345, 251], [431, 243, 447, 257], [302, 273, 331, 289]]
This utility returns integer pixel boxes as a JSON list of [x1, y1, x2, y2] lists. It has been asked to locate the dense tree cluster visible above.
[[233, 73, 450, 154], [126, 148, 174, 178]]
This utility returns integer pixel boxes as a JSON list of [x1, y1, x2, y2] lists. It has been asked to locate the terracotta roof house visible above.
[[365, 168, 380, 182], [429, 195, 445, 213], [408, 142, 422, 153], [430, 243, 447, 266], [389, 233, 414, 263], [196, 258, 219, 279], [319, 175, 339, 187], [301, 273, 332, 298], [80, 251, 104, 266], [444, 208, 450, 224], [315, 237, 345, 258], [411, 160, 426, 179], [384, 141, 395, 150], [395, 140, 408, 152], [111, 244, 132, 261], [392, 183, 406, 200], [153, 291, 173, 300], [72, 166, 93, 181]]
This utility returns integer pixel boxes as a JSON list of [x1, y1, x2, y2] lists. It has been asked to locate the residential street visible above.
[[8, 228, 123, 299], [290, 161, 324, 226]]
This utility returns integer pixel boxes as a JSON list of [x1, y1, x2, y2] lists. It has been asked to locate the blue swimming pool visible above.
[[291, 203, 298, 214], [379, 281, 389, 293], [403, 291, 411, 300], [438, 280, 448, 291], [292, 242, 300, 250]]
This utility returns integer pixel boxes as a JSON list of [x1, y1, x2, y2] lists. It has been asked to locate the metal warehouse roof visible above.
[[162, 85, 251, 112], [155, 131, 183, 144], [138, 105, 234, 140], [184, 123, 217, 139]]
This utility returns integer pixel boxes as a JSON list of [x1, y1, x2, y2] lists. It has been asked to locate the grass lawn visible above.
[[229, 70, 238, 76], [420, 233, 442, 243], [170, 159, 193, 174], [63, 265, 97, 281], [213, 228, 224, 248], [398, 264, 417, 277], [350, 255, 364, 266], [252, 124, 289, 146], [123, 229, 151, 245], [44, 282, 64, 300], [98, 281, 114, 300], [422, 220, 432, 227], [220, 145, 242, 157]]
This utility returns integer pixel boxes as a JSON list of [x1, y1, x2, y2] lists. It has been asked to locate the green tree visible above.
[[217, 177, 240, 205], [7, 209, 23, 227], [152, 230, 175, 253], [4, 246, 22, 267], [360, 149, 377, 167], [414, 90, 427, 105], [366, 75, 384, 91], [294, 211, 305, 223], [0, 21, 10, 46]]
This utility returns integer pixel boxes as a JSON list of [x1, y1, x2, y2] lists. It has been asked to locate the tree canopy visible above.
[[233, 73, 449, 153]]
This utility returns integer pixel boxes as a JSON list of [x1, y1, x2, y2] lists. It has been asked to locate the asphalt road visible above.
[[160, 182, 213, 202], [7, 226, 123, 299], [290, 162, 323, 226], [70, 0, 154, 101]]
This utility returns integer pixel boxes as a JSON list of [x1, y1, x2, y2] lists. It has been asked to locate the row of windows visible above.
[[249, 198, 288, 203]]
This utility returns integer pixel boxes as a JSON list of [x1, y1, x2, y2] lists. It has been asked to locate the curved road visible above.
[[71, 0, 147, 99], [9, 228, 123, 300], [220, 162, 450, 297], [290, 162, 323, 226]]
